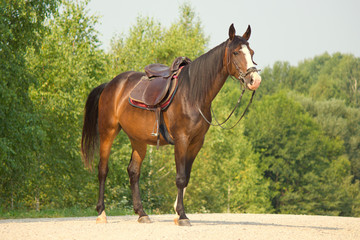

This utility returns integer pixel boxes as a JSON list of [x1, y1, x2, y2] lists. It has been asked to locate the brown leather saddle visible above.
[[129, 57, 191, 109], [129, 56, 191, 147]]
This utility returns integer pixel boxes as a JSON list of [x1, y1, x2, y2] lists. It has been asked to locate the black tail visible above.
[[81, 83, 107, 169]]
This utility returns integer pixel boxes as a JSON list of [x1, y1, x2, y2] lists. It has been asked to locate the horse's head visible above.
[[225, 24, 261, 91]]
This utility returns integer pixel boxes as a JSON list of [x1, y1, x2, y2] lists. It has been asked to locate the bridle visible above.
[[228, 45, 261, 87], [198, 41, 260, 129]]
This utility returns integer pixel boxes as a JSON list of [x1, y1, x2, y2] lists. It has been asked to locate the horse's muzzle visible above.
[[247, 72, 261, 91]]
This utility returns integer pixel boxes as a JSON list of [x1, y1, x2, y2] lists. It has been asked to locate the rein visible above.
[[198, 88, 255, 130]]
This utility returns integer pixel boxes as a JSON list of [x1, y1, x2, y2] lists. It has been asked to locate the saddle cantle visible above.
[[128, 57, 191, 148], [129, 56, 191, 110]]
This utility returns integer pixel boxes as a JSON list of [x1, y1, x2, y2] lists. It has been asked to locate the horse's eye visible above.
[[233, 51, 239, 56]]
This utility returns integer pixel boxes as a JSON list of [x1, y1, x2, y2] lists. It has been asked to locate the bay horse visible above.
[[81, 24, 261, 226]]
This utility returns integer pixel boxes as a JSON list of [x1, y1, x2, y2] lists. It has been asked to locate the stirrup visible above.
[[151, 107, 161, 149]]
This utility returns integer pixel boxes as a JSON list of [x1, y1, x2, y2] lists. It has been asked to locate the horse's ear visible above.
[[242, 25, 251, 41], [229, 24, 235, 41]]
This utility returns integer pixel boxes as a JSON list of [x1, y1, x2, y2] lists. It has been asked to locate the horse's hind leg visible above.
[[96, 125, 120, 223], [127, 140, 151, 223]]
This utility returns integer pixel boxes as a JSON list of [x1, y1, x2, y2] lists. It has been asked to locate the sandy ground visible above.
[[1, 213, 359, 240]]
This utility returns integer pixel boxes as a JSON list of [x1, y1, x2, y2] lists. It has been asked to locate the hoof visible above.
[[96, 211, 107, 224], [174, 218, 191, 226], [138, 215, 152, 223]]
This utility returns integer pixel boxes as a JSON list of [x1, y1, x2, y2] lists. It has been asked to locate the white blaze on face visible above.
[[240, 44, 261, 90], [240, 44, 255, 69]]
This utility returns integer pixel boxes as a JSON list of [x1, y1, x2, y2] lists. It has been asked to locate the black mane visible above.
[[178, 41, 227, 104]]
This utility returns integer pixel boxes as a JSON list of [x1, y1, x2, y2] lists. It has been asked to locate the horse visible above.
[[81, 24, 261, 226]]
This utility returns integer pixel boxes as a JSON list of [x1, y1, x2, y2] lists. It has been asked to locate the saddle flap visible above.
[[129, 76, 172, 107], [143, 77, 171, 106]]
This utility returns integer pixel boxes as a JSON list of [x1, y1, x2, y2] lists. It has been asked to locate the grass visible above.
[[0, 207, 135, 220]]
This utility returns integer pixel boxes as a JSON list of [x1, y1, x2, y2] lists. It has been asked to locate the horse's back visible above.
[[106, 71, 144, 90], [101, 71, 144, 101], [97, 71, 144, 127]]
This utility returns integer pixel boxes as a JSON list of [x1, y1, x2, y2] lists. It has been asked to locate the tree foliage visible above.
[[254, 53, 360, 216], [0, 0, 60, 210], [25, 0, 110, 209], [244, 92, 360, 215], [107, 3, 208, 77]]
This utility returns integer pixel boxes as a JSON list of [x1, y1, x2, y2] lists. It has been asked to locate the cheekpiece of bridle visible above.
[[198, 41, 260, 130]]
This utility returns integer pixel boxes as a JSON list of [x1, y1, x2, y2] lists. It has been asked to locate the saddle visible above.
[[129, 56, 191, 148], [129, 57, 191, 108]]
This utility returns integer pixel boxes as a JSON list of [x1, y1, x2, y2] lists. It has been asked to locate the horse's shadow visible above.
[[157, 219, 340, 231]]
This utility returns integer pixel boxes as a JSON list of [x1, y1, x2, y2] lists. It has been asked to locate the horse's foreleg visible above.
[[127, 141, 150, 223], [173, 138, 191, 226], [96, 127, 119, 223], [174, 138, 204, 226]]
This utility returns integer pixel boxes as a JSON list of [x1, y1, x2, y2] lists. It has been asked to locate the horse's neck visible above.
[[204, 68, 228, 106], [200, 43, 229, 107], [181, 42, 229, 109]]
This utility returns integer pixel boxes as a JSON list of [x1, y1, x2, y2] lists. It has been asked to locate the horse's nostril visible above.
[[250, 78, 254, 85]]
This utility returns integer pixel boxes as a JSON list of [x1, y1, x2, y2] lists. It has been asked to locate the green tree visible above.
[[0, 0, 60, 210], [295, 95, 360, 181], [25, 0, 107, 209], [259, 53, 360, 108], [308, 53, 360, 107], [257, 61, 309, 99], [244, 92, 360, 216], [107, 3, 208, 77]]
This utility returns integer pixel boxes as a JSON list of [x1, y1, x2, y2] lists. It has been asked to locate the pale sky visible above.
[[87, 0, 360, 68]]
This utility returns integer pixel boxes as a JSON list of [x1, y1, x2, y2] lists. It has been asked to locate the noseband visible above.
[[234, 65, 260, 85], [198, 42, 259, 129]]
